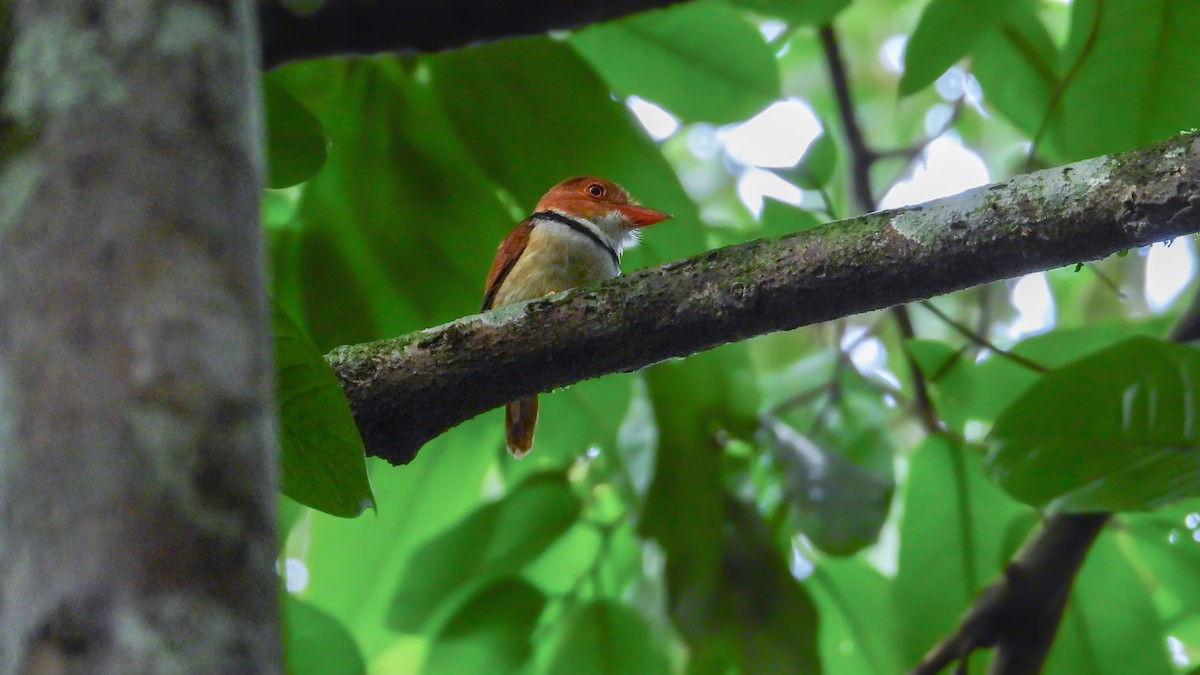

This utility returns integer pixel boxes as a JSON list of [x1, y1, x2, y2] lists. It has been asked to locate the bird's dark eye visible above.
[[587, 183, 605, 197]]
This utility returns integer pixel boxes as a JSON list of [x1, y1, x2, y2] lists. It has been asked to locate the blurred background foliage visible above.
[[268, 0, 1200, 672]]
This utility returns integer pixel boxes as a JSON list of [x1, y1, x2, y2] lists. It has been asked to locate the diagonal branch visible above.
[[911, 513, 1110, 675], [259, 0, 687, 69], [327, 132, 1200, 466]]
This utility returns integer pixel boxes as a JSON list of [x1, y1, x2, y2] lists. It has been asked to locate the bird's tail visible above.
[[505, 395, 538, 459]]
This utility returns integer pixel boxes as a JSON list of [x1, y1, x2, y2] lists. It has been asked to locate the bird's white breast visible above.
[[491, 214, 623, 307]]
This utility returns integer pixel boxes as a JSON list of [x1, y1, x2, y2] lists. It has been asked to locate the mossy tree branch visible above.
[[328, 132, 1200, 466], [259, 0, 688, 68]]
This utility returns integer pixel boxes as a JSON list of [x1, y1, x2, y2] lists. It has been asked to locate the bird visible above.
[[481, 176, 671, 459]]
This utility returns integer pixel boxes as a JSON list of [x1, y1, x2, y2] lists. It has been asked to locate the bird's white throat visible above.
[[552, 209, 640, 256]]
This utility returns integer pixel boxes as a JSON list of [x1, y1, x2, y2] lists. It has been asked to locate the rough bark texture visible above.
[[0, 1, 279, 673], [329, 132, 1200, 466], [259, 0, 689, 69]]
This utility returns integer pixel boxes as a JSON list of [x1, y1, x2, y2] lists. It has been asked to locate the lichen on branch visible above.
[[328, 132, 1200, 466]]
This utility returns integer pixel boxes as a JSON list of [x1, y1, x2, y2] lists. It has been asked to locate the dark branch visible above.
[[327, 133, 1200, 466], [819, 23, 875, 213], [911, 514, 1110, 675], [259, 0, 688, 69]]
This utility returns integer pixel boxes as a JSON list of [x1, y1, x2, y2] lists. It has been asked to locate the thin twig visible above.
[[1025, 0, 1103, 170], [819, 23, 875, 214], [918, 301, 1050, 374]]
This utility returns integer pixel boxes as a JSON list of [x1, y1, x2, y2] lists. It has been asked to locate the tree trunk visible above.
[[0, 2, 279, 673]]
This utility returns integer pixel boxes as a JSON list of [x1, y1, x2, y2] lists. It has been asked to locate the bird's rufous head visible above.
[[535, 176, 671, 229]]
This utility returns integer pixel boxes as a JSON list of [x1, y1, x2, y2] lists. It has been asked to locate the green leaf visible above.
[[1046, 0, 1200, 161], [568, 2, 780, 124], [274, 301, 374, 518], [762, 417, 893, 556], [1121, 499, 1200, 624], [785, 131, 838, 190], [972, 0, 1061, 142], [272, 58, 512, 349], [899, 0, 1014, 96], [423, 578, 547, 675], [906, 321, 1171, 432], [388, 472, 581, 632], [809, 559, 905, 675], [641, 345, 758, 591], [682, 497, 823, 674], [298, 416, 497, 661], [429, 36, 704, 272], [725, 0, 849, 26], [987, 336, 1200, 513], [285, 596, 367, 675], [1044, 532, 1174, 675], [522, 523, 603, 597], [759, 197, 823, 238], [263, 74, 327, 189], [895, 436, 1032, 665], [543, 601, 670, 675]]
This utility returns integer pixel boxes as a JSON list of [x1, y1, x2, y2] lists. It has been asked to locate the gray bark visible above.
[[0, 1, 279, 673], [328, 132, 1200, 466]]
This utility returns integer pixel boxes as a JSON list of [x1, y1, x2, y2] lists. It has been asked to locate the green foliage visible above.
[[725, 0, 849, 26], [899, 0, 1013, 96], [569, 2, 780, 124], [263, 75, 327, 189], [422, 579, 546, 675], [1045, 532, 1174, 674], [274, 301, 374, 517], [543, 601, 671, 675], [1048, 0, 1200, 161], [286, 596, 367, 675], [389, 472, 580, 632], [262, 0, 1200, 672], [988, 337, 1200, 513], [786, 130, 839, 190], [895, 436, 1032, 665]]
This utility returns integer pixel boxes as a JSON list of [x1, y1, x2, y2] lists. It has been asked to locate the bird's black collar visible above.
[[531, 210, 620, 269]]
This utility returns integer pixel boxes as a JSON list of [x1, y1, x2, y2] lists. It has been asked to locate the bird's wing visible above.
[[481, 219, 535, 312]]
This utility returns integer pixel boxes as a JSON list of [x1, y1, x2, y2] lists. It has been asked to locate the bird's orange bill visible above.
[[505, 395, 538, 459], [616, 204, 671, 227]]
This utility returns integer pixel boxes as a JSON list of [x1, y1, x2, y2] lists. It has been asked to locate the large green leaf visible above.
[[987, 336, 1200, 513], [297, 416, 497, 660], [429, 36, 704, 271], [285, 595, 367, 675], [762, 415, 893, 556], [907, 320, 1171, 431], [543, 601, 671, 675], [1044, 532, 1173, 675], [682, 497, 823, 674], [809, 559, 905, 675], [263, 74, 327, 189], [1046, 0, 1200, 161], [784, 130, 838, 190], [568, 2, 779, 124], [724, 0, 848, 26], [972, 0, 1060, 144], [274, 301, 374, 517], [388, 472, 581, 631], [641, 345, 758, 592], [895, 436, 1032, 665], [899, 0, 1014, 96], [271, 58, 512, 349], [423, 578, 546, 675], [1121, 499, 1200, 624]]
